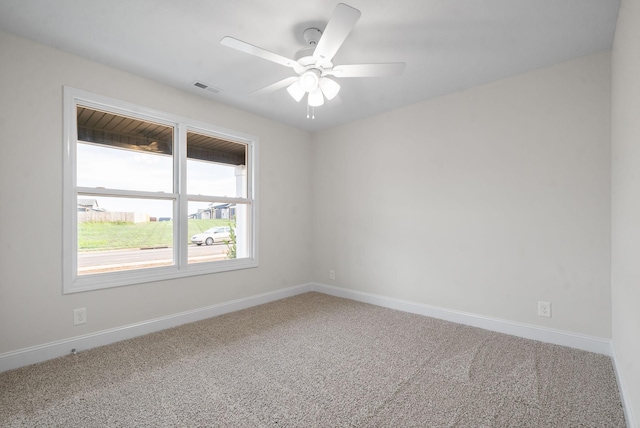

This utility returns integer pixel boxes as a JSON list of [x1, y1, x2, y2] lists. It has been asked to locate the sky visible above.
[[77, 143, 239, 218]]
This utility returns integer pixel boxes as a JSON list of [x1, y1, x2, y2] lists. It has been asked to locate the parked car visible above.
[[191, 226, 231, 246]]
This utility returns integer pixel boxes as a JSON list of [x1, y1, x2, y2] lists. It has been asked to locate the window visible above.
[[63, 87, 257, 293]]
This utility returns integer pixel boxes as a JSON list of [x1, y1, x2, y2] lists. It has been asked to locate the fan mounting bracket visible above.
[[303, 28, 322, 46]]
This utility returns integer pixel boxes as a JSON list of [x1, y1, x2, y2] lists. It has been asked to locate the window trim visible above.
[[63, 86, 258, 294]]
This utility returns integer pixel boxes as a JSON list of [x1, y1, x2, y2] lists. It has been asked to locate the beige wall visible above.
[[0, 31, 313, 353], [312, 51, 612, 338], [612, 0, 640, 421]]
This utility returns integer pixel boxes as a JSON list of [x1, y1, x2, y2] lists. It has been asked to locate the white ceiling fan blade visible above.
[[330, 63, 406, 78], [251, 76, 300, 96], [313, 3, 361, 63], [220, 36, 298, 69]]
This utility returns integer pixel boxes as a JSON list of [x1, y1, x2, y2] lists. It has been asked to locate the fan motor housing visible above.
[[294, 47, 316, 65]]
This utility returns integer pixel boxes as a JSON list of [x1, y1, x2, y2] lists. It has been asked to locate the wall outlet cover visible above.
[[538, 301, 551, 318], [73, 308, 87, 325]]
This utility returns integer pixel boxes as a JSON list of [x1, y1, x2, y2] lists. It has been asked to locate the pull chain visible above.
[[306, 105, 316, 120]]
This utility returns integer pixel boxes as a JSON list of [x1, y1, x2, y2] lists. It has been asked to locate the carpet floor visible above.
[[0, 292, 626, 427]]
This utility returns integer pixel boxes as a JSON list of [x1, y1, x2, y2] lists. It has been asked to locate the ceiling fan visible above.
[[220, 3, 405, 118]]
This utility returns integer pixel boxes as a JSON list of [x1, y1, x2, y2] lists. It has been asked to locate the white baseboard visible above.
[[1, 282, 632, 425], [611, 345, 638, 428], [0, 283, 313, 373], [310, 283, 613, 356], [1, 282, 613, 374]]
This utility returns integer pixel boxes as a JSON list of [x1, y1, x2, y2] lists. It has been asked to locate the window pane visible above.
[[77, 196, 174, 275], [187, 201, 248, 264], [77, 107, 174, 193], [187, 159, 239, 197], [187, 131, 246, 197]]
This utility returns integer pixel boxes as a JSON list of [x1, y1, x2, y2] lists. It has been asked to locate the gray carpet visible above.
[[0, 292, 626, 427]]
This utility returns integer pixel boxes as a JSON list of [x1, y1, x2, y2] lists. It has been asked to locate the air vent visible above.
[[193, 81, 222, 94]]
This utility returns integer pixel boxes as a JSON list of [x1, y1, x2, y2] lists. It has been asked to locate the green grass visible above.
[[79, 219, 233, 251]]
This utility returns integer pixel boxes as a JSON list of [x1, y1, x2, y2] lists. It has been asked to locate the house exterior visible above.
[[190, 203, 236, 220], [77, 199, 102, 212], [214, 203, 235, 220]]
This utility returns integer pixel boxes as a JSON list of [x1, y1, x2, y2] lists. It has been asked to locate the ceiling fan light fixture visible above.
[[299, 69, 320, 92], [319, 77, 340, 100], [220, 4, 405, 118], [308, 88, 325, 107], [286, 80, 305, 102]]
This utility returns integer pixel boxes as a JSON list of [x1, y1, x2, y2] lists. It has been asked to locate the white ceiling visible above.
[[0, 0, 620, 132]]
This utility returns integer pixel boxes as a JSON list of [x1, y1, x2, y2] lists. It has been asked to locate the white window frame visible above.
[[63, 87, 258, 294]]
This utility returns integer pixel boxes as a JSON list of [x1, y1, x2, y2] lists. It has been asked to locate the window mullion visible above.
[[177, 123, 189, 268]]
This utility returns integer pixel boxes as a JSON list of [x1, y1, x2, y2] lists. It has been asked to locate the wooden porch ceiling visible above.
[[77, 106, 246, 165]]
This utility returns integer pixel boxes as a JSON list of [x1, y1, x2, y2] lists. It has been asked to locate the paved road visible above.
[[78, 244, 229, 274]]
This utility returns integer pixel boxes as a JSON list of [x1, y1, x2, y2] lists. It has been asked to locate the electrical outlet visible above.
[[538, 301, 551, 318], [73, 308, 87, 325], [329, 270, 335, 280]]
